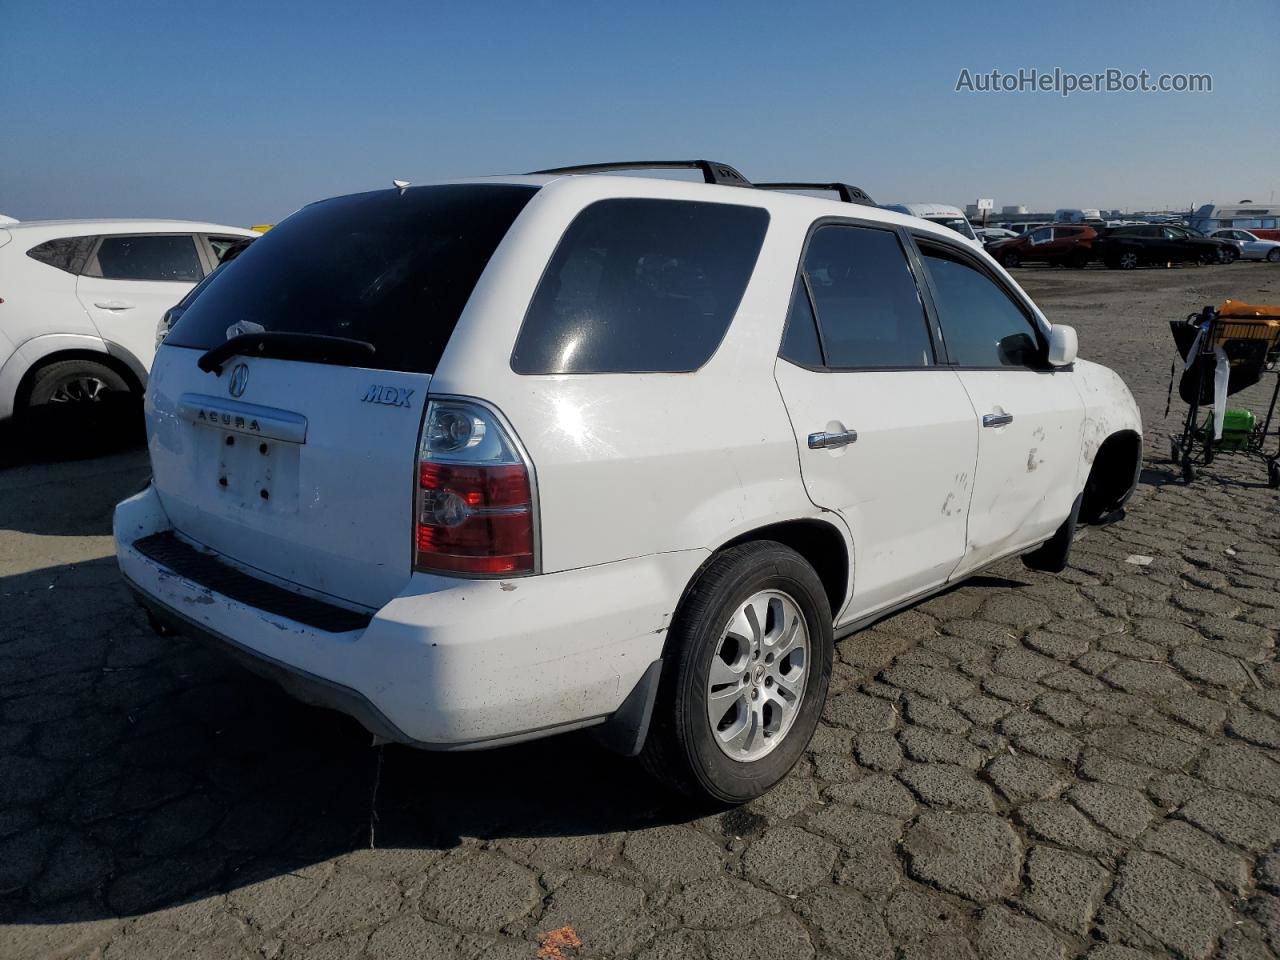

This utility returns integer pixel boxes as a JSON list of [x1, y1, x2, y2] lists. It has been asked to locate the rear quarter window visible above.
[[510, 198, 769, 374], [165, 185, 537, 375], [26, 236, 96, 275]]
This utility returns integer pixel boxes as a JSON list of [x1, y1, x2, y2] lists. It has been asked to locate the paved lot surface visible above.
[[3, 262, 1280, 959]]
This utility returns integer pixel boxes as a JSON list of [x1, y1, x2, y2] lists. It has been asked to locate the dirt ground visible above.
[[2, 261, 1280, 960]]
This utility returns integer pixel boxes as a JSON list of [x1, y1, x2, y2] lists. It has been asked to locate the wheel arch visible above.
[[663, 518, 851, 660], [1080, 429, 1141, 523], [15, 347, 145, 411]]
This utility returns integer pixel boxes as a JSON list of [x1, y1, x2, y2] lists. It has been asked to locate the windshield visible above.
[[165, 184, 536, 374]]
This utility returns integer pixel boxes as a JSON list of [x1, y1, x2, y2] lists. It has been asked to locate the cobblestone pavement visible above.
[[2, 263, 1280, 959]]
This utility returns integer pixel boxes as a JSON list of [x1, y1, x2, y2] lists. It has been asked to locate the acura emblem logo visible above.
[[228, 364, 249, 397]]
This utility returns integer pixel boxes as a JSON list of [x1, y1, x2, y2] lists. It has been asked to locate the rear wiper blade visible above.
[[198, 332, 376, 374]]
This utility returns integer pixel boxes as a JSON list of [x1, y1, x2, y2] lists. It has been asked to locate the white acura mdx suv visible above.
[[0, 219, 258, 430], [115, 162, 1141, 803]]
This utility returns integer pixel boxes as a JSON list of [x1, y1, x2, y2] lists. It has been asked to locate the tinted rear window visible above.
[[27, 236, 96, 275], [510, 198, 769, 374], [166, 185, 536, 374], [94, 234, 203, 282]]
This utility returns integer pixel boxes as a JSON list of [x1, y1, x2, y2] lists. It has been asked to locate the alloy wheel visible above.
[[48, 376, 112, 404], [706, 590, 809, 762]]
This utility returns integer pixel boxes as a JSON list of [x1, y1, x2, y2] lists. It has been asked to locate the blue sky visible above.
[[2, 0, 1276, 226]]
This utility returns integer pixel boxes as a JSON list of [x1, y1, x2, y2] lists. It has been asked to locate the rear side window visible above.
[[919, 244, 1042, 368], [206, 235, 250, 263], [511, 198, 769, 374], [26, 236, 95, 275], [795, 224, 933, 369], [92, 235, 204, 282], [166, 185, 536, 374]]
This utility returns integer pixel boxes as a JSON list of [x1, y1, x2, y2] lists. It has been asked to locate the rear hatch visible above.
[[148, 184, 537, 610]]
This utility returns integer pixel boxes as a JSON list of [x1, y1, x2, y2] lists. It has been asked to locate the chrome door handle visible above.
[[94, 300, 134, 310], [982, 412, 1014, 428], [808, 429, 858, 449]]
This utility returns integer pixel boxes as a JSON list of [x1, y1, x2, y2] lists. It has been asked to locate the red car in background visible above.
[[989, 224, 1097, 269]]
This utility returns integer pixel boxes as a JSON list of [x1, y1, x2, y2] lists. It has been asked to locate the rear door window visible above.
[[511, 198, 769, 374], [793, 224, 934, 369], [205, 234, 250, 263], [92, 234, 204, 282], [166, 185, 536, 374]]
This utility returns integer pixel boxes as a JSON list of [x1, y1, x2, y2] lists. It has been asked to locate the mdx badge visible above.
[[361, 384, 415, 408], [228, 363, 250, 397]]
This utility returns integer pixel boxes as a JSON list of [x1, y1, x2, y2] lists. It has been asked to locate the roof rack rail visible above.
[[755, 182, 876, 207], [530, 160, 752, 188]]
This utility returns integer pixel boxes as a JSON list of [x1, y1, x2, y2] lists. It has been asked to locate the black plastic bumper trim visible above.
[[132, 531, 373, 633]]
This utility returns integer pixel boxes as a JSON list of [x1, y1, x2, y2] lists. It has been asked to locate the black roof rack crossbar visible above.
[[755, 182, 877, 207], [530, 160, 752, 188]]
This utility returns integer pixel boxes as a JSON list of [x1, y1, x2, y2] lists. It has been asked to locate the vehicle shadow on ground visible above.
[[0, 403, 144, 471], [0, 555, 699, 925]]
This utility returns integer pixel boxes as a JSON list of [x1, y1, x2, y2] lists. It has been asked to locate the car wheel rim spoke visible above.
[[707, 589, 809, 762], [51, 376, 109, 404]]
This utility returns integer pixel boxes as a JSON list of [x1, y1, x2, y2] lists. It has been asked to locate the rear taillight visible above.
[[414, 399, 536, 576]]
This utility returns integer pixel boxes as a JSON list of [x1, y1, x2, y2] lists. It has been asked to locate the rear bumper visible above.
[[114, 485, 703, 749]]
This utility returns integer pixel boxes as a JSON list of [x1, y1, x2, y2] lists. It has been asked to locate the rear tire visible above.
[[1002, 250, 1020, 268], [1268, 248, 1280, 263], [1118, 251, 1140, 270], [640, 542, 833, 805], [21, 359, 137, 457]]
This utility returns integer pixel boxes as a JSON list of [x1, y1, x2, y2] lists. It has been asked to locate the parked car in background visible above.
[[988, 224, 1097, 268], [0, 219, 258, 433], [880, 203, 979, 243], [1094, 223, 1232, 269], [1168, 225, 1235, 263], [1053, 208, 1103, 225], [1210, 228, 1280, 262], [116, 162, 1142, 803], [1009, 221, 1049, 235]]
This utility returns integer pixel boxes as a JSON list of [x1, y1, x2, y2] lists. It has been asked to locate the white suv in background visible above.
[[0, 219, 258, 428], [115, 162, 1142, 803]]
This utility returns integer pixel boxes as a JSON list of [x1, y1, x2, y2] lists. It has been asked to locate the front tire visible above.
[[1117, 251, 1140, 270], [641, 542, 833, 804], [1002, 250, 1020, 268], [1267, 248, 1280, 263]]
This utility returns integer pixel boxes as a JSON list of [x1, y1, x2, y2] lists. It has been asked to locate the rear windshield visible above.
[[511, 198, 769, 374], [165, 184, 536, 374]]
